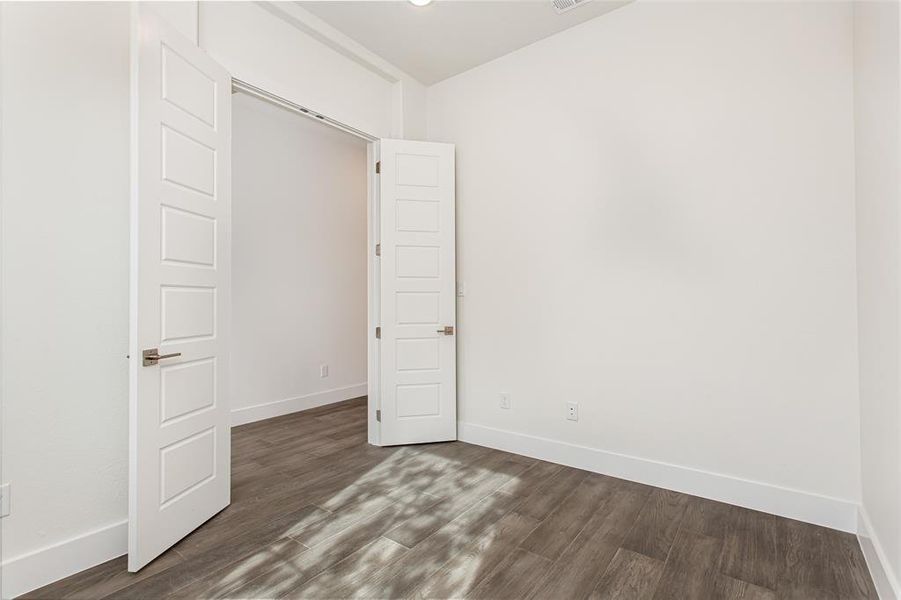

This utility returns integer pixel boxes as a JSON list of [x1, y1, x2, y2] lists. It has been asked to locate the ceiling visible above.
[[297, 1, 630, 85]]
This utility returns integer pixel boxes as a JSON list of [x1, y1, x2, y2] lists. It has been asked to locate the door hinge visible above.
[[375, 243, 381, 256], [376, 161, 381, 174], [376, 409, 381, 422], [376, 326, 381, 339]]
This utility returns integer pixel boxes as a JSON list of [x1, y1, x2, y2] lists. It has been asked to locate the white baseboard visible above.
[[1, 519, 127, 599], [458, 421, 858, 534], [230, 383, 367, 427], [858, 506, 900, 600]]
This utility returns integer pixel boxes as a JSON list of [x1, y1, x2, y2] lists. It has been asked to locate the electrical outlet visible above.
[[0, 483, 10, 518], [320, 364, 329, 378], [456, 282, 466, 297], [566, 402, 579, 421], [499, 392, 511, 410]]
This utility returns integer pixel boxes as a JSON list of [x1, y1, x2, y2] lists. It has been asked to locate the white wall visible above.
[[854, 1, 901, 597], [429, 1, 861, 528], [231, 93, 368, 423], [0, 2, 131, 596], [145, 1, 197, 43], [401, 78, 428, 141], [200, 1, 395, 139]]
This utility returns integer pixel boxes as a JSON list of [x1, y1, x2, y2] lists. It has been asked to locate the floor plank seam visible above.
[[617, 489, 654, 550], [519, 547, 554, 563], [515, 512, 545, 548], [381, 534, 415, 551], [311, 504, 337, 515], [649, 521, 684, 599], [530, 486, 615, 563]]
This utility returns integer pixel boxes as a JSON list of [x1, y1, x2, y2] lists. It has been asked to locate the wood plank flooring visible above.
[[24, 397, 877, 599]]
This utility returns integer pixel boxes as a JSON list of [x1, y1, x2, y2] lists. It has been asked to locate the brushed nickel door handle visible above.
[[437, 326, 455, 335], [142, 348, 182, 366]]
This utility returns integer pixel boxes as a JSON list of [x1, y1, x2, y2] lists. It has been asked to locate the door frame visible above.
[[227, 79, 383, 446]]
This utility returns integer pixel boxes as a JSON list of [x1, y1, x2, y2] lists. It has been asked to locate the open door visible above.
[[129, 8, 232, 571], [377, 139, 457, 445]]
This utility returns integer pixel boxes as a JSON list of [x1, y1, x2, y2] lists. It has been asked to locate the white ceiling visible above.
[[297, 1, 630, 85]]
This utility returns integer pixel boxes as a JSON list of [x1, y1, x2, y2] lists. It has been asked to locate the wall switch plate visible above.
[[499, 392, 511, 410], [320, 364, 329, 378], [566, 402, 579, 421], [0, 483, 10, 518]]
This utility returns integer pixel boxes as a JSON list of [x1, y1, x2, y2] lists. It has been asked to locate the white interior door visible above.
[[129, 8, 232, 571], [378, 139, 456, 445]]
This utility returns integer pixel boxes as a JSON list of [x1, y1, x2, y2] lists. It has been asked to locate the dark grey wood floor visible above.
[[24, 397, 877, 599]]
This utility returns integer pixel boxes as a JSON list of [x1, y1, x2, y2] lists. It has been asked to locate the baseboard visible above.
[[458, 421, 858, 534], [858, 506, 901, 600], [1, 519, 127, 599], [230, 383, 367, 426]]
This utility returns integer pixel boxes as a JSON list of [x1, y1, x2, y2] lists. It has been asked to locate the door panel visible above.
[[130, 8, 231, 571], [378, 140, 456, 446]]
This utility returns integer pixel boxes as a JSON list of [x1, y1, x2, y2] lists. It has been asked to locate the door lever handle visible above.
[[437, 326, 455, 336], [142, 348, 182, 366]]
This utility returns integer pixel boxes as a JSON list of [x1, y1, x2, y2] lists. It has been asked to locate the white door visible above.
[[129, 8, 232, 571], [378, 140, 456, 445]]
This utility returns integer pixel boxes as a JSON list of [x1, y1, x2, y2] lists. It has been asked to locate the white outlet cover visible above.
[[320, 364, 329, 378], [566, 402, 579, 421], [499, 392, 511, 409], [0, 483, 10, 517]]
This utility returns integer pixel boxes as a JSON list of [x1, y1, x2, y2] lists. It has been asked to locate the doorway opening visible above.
[[231, 78, 380, 444], [230, 87, 371, 429]]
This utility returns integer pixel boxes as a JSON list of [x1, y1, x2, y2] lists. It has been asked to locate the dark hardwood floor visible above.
[[24, 397, 877, 599]]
